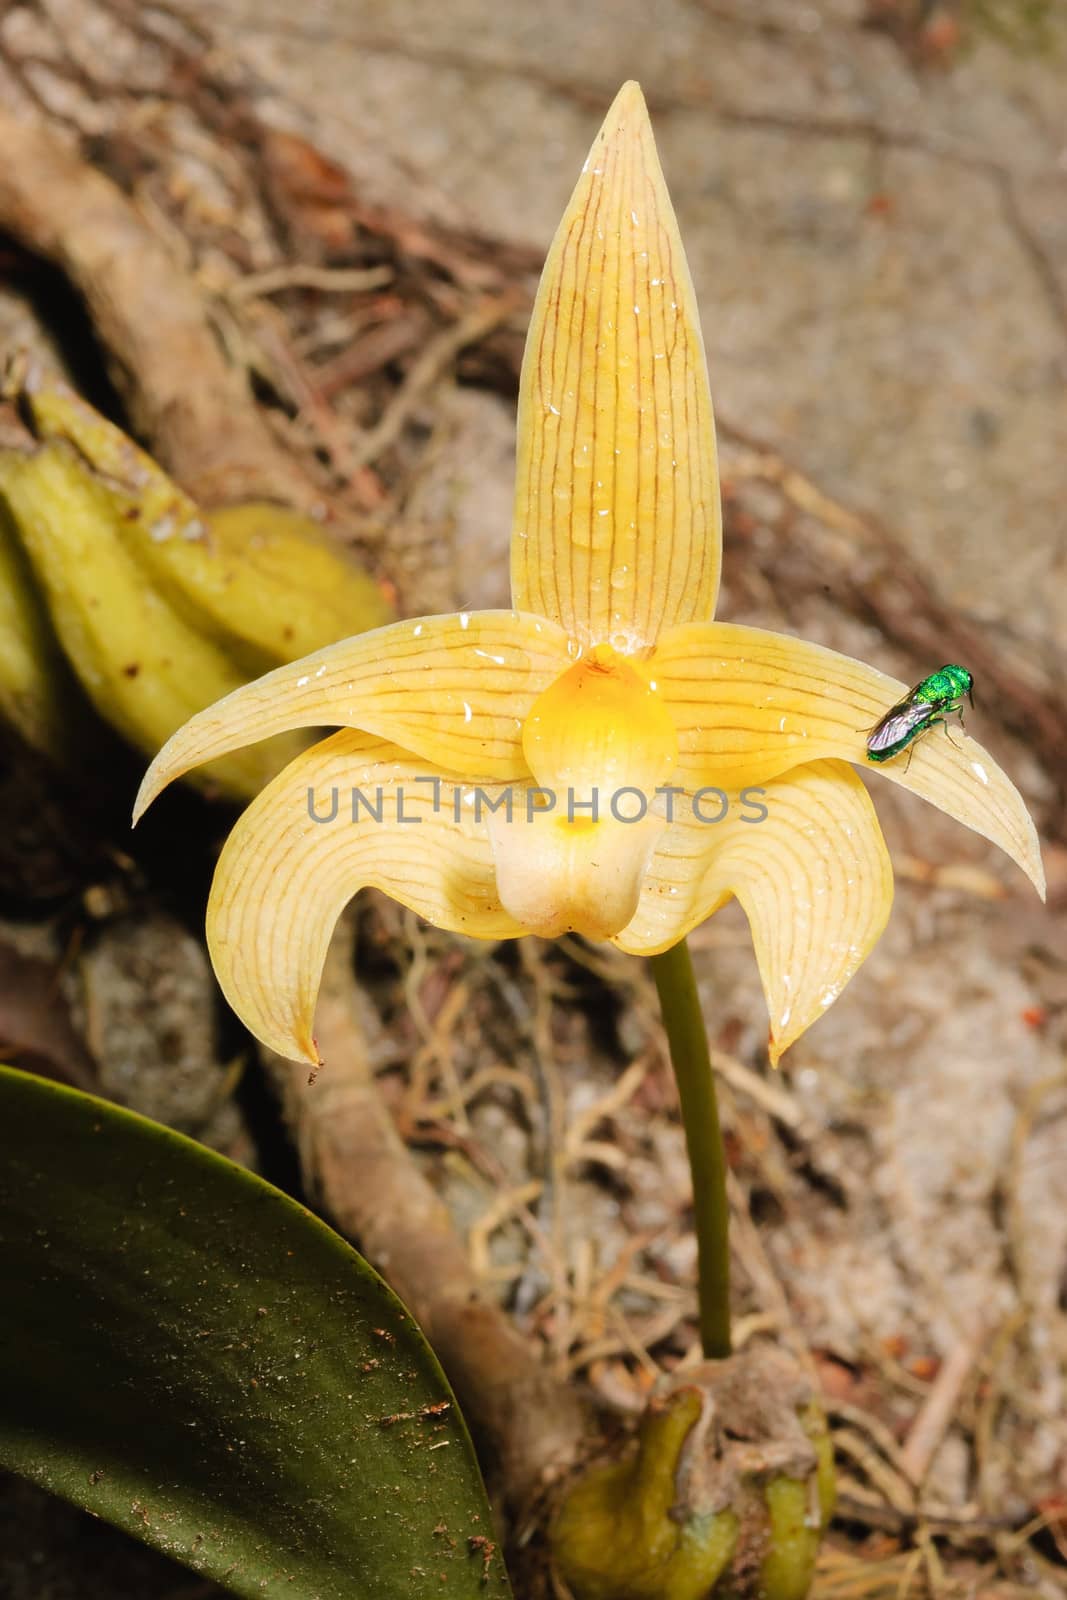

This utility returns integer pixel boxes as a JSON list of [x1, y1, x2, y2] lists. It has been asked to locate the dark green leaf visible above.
[[0, 1065, 511, 1599]]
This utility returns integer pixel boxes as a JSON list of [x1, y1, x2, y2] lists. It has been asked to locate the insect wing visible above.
[[866, 699, 937, 757]]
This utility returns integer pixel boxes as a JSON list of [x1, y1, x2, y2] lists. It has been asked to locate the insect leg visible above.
[[946, 699, 970, 743], [925, 712, 956, 746], [939, 713, 968, 751]]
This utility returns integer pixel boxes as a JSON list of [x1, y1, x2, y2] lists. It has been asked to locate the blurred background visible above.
[[0, 2, 1065, 1595]]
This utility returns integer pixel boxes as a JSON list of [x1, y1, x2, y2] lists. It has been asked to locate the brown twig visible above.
[[0, 108, 325, 511], [899, 1328, 986, 1487], [345, 299, 518, 473], [224, 263, 395, 301]]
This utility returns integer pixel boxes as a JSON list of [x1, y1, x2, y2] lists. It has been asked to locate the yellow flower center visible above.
[[488, 642, 680, 939], [522, 642, 678, 799]]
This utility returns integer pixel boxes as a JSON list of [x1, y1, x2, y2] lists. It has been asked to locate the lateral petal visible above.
[[134, 609, 571, 819], [616, 761, 895, 1063], [511, 81, 721, 649], [207, 732, 524, 1064], [652, 621, 1045, 897]]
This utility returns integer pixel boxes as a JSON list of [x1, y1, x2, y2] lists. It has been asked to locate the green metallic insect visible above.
[[865, 664, 974, 768]]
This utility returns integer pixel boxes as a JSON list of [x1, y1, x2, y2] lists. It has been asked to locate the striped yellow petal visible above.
[[615, 761, 894, 1063], [134, 610, 570, 820], [208, 732, 523, 1064], [522, 640, 678, 799], [511, 81, 721, 650], [651, 621, 1045, 897]]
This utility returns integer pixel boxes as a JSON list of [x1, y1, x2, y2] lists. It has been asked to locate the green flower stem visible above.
[[649, 938, 731, 1360]]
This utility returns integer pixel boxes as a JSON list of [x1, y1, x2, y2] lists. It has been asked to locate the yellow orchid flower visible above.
[[134, 82, 1043, 1069]]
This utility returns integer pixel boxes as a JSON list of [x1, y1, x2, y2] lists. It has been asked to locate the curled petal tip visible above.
[[131, 768, 158, 827], [266, 1014, 322, 1071], [133, 720, 207, 822], [1027, 835, 1046, 903]]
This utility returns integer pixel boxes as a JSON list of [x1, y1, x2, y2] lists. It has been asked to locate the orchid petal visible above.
[[511, 81, 721, 649], [616, 760, 894, 1063], [134, 610, 571, 820], [652, 621, 1045, 897], [207, 732, 523, 1063], [487, 785, 666, 941]]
